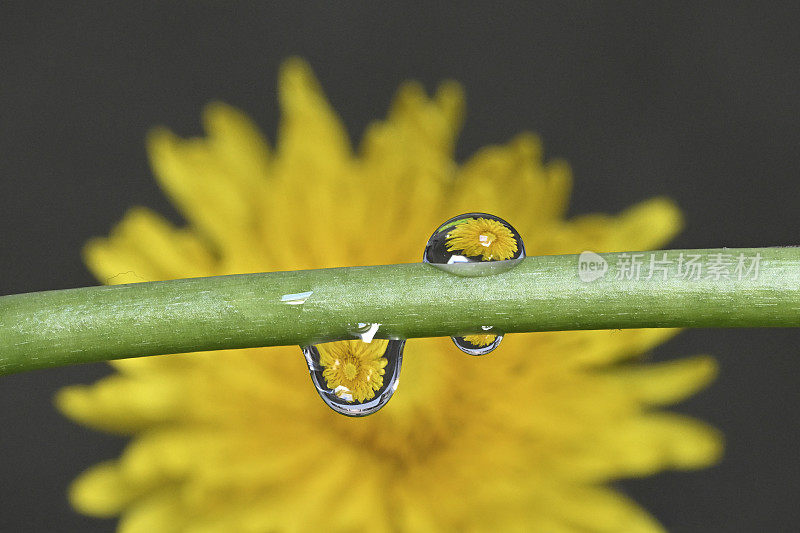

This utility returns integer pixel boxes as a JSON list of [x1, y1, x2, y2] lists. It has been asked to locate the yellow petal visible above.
[[546, 485, 666, 533], [84, 206, 214, 283], [68, 461, 139, 517], [201, 101, 271, 185], [551, 413, 723, 481], [612, 196, 683, 251], [118, 490, 184, 533], [386, 80, 464, 155], [56, 375, 184, 434], [277, 57, 351, 166], [534, 328, 680, 369], [601, 355, 718, 405]]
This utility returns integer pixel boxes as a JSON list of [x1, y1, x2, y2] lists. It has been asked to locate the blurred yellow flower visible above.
[[56, 58, 722, 532]]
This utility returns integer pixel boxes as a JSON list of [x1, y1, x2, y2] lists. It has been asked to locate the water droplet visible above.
[[348, 322, 382, 343], [452, 334, 504, 356], [423, 212, 525, 276], [302, 339, 404, 417], [423, 212, 525, 355]]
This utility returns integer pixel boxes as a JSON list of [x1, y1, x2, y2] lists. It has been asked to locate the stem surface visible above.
[[1, 247, 798, 375]]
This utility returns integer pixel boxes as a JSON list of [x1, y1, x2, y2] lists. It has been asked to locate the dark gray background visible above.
[[1, 3, 798, 531]]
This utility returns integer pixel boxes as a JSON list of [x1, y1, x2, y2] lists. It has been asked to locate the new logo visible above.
[[578, 251, 608, 282]]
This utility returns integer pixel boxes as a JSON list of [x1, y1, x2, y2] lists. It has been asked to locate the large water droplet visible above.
[[302, 339, 404, 416], [423, 212, 525, 355], [423, 212, 525, 276]]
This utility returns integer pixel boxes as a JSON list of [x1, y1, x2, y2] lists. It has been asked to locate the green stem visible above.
[[1, 247, 798, 376]]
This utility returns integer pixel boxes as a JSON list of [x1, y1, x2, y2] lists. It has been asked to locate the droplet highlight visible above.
[[423, 212, 526, 355], [302, 339, 404, 417]]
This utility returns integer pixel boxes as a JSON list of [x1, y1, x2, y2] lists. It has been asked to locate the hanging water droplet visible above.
[[423, 212, 525, 355], [452, 334, 504, 356], [302, 339, 404, 417]]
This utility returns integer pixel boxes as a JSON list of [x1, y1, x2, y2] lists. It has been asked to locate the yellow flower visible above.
[[461, 334, 498, 347], [445, 217, 518, 260], [317, 340, 389, 402], [56, 58, 721, 532]]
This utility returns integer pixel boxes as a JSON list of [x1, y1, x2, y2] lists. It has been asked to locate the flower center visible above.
[[344, 361, 358, 380], [478, 231, 496, 247]]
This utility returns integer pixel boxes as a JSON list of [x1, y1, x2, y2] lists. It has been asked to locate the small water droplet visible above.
[[452, 334, 504, 356], [348, 322, 382, 343], [302, 339, 404, 417], [423, 212, 525, 355]]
